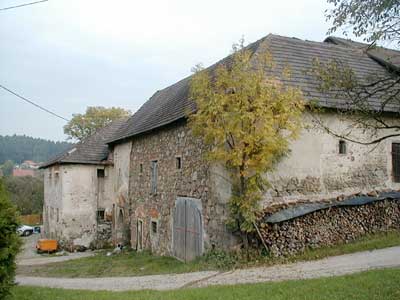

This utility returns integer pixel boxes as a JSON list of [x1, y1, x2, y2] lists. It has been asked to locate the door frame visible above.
[[137, 219, 144, 251]]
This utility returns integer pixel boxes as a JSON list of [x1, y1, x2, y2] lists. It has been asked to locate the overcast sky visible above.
[[0, 0, 353, 141]]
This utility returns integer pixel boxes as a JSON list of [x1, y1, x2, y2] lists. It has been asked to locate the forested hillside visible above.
[[0, 135, 71, 164]]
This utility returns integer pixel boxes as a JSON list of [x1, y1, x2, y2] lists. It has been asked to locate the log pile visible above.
[[258, 200, 400, 257]]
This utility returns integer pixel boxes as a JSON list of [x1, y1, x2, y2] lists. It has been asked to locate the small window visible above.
[[139, 163, 143, 174], [151, 221, 158, 234], [392, 143, 400, 182], [176, 157, 182, 170], [97, 169, 105, 178], [339, 140, 347, 154], [150, 160, 158, 194], [97, 209, 105, 221], [56, 208, 59, 222]]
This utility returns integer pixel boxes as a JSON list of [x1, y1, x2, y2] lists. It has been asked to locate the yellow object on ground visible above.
[[36, 239, 58, 253]]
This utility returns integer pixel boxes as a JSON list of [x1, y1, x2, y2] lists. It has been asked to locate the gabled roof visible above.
[[40, 118, 127, 168], [325, 36, 400, 73], [108, 34, 400, 144]]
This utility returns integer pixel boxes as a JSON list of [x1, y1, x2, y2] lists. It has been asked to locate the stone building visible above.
[[41, 119, 126, 249], [107, 34, 400, 261]]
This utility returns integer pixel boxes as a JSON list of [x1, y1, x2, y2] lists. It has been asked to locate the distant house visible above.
[[12, 168, 35, 177], [21, 160, 40, 169], [40, 119, 126, 249]]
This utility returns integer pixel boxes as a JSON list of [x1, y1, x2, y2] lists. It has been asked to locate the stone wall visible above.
[[259, 199, 400, 257], [128, 120, 238, 256]]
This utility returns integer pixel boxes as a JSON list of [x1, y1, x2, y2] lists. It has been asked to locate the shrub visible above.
[[0, 179, 21, 299]]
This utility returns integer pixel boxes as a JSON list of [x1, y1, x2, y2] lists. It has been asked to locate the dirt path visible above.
[[16, 246, 400, 291], [17, 234, 95, 266]]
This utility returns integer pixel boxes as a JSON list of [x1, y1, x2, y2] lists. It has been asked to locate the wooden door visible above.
[[172, 197, 203, 262]]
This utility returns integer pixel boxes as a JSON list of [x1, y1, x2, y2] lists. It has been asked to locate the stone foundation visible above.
[[259, 199, 400, 257]]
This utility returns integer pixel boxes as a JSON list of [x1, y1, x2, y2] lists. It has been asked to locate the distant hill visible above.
[[0, 135, 71, 164]]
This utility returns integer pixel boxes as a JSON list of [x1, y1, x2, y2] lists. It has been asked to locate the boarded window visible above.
[[150, 160, 158, 194], [392, 143, 400, 182], [339, 140, 347, 154], [176, 157, 182, 170]]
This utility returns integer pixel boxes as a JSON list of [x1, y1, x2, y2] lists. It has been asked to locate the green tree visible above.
[[0, 179, 21, 299], [63, 106, 131, 141], [4, 176, 44, 215], [327, 0, 400, 46], [0, 135, 71, 165], [0, 161, 14, 177], [189, 40, 305, 244]]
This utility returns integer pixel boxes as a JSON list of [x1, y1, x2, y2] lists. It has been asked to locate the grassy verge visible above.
[[17, 230, 400, 278], [12, 268, 400, 300]]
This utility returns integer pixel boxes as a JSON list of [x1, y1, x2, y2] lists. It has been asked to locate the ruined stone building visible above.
[[42, 34, 400, 260], [41, 119, 126, 248]]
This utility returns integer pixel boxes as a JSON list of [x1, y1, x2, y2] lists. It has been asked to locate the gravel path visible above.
[[16, 234, 95, 266], [16, 246, 400, 291], [18, 252, 95, 266]]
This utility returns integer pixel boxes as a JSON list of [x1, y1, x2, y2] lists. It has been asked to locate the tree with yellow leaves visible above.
[[189, 40, 305, 246]]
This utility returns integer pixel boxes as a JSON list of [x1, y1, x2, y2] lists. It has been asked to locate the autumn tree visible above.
[[310, 0, 400, 144], [64, 106, 131, 141], [189, 40, 305, 244]]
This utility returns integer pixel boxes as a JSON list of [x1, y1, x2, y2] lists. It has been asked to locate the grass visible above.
[[17, 230, 400, 278], [11, 268, 400, 300]]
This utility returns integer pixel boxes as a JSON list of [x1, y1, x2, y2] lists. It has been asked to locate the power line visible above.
[[0, 0, 48, 11], [0, 84, 69, 122]]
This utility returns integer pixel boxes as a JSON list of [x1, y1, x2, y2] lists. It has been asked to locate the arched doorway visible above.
[[116, 208, 131, 246]]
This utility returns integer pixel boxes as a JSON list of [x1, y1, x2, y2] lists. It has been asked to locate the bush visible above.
[[0, 179, 21, 299]]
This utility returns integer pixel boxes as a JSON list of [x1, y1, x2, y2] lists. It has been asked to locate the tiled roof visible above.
[[109, 34, 400, 144], [325, 36, 400, 71], [40, 118, 127, 168]]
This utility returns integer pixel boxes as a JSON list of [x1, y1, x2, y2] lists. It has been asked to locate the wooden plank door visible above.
[[172, 197, 203, 262], [172, 198, 186, 261], [185, 199, 203, 261]]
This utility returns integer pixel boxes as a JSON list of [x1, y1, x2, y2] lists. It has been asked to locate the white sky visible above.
[[0, 0, 353, 141]]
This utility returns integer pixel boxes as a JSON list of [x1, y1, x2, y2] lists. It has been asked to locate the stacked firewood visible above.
[[258, 200, 400, 257]]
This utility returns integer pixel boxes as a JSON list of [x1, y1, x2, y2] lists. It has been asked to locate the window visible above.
[[139, 163, 143, 174], [97, 169, 105, 178], [392, 143, 400, 182], [339, 140, 347, 154], [151, 220, 158, 234], [150, 160, 158, 194], [56, 208, 59, 222], [176, 157, 182, 170], [97, 209, 105, 221]]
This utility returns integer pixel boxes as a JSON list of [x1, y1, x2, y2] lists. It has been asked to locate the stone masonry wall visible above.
[[259, 199, 400, 257], [128, 120, 238, 256]]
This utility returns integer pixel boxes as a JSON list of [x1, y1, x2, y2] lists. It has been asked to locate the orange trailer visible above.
[[36, 239, 58, 253]]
